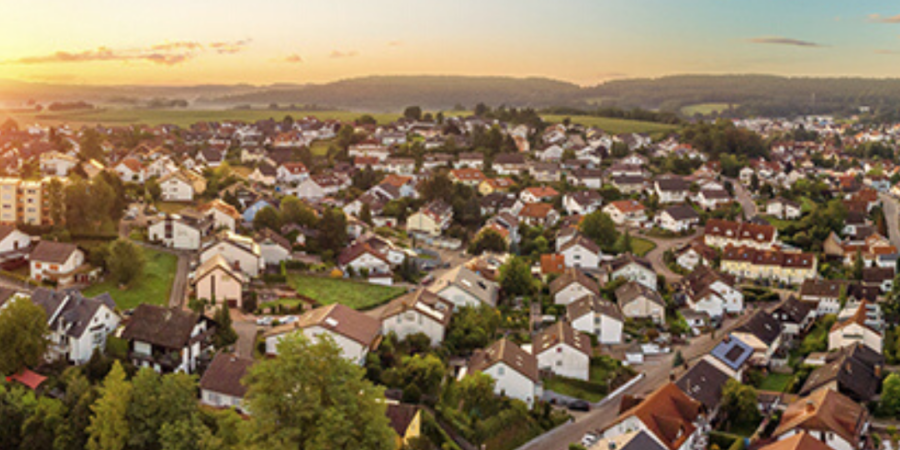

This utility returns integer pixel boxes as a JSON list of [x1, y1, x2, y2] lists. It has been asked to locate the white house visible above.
[[407, 200, 453, 237], [602, 200, 647, 226], [159, 170, 206, 202], [276, 162, 309, 184], [563, 191, 603, 216], [566, 295, 624, 345], [549, 268, 600, 306], [30, 241, 89, 286], [0, 225, 32, 253], [29, 288, 120, 364], [771, 389, 869, 450], [683, 266, 744, 319], [766, 198, 802, 220], [264, 303, 381, 365], [200, 232, 264, 278], [463, 339, 541, 407], [607, 254, 657, 291], [148, 215, 205, 250], [199, 353, 254, 414], [656, 205, 700, 233], [199, 200, 243, 232], [255, 229, 292, 267], [380, 290, 453, 345], [534, 321, 592, 380], [558, 235, 602, 269], [434, 266, 499, 309], [122, 304, 215, 374], [40, 151, 79, 176], [616, 281, 666, 324], [114, 158, 147, 183], [828, 301, 883, 353], [336, 241, 393, 284], [193, 255, 245, 308], [654, 176, 691, 204]]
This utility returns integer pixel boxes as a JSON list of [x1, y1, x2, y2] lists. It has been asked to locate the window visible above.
[[497, 367, 505, 376]]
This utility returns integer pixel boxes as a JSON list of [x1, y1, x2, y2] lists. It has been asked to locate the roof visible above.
[[589, 430, 667, 450], [445, 266, 499, 305], [6, 369, 47, 391], [721, 246, 815, 270], [830, 300, 881, 336], [558, 234, 601, 255], [735, 310, 782, 346], [31, 288, 116, 339], [799, 343, 884, 402], [194, 254, 244, 284], [662, 205, 700, 222], [122, 304, 206, 350], [757, 432, 832, 450], [655, 175, 690, 192], [385, 403, 420, 437], [255, 228, 292, 251], [774, 296, 815, 324], [615, 280, 664, 308], [608, 199, 646, 213], [704, 219, 776, 244], [381, 289, 453, 326], [31, 240, 80, 264], [540, 254, 565, 275], [518, 202, 555, 219], [199, 353, 254, 398], [773, 389, 868, 445], [199, 199, 242, 220], [675, 359, 730, 410], [566, 295, 623, 322], [709, 335, 754, 371], [264, 303, 380, 347], [612, 382, 703, 450], [523, 186, 559, 198], [533, 321, 592, 357], [549, 268, 600, 297], [467, 338, 539, 383]]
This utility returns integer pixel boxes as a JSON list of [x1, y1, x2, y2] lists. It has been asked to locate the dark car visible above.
[[568, 400, 591, 412]]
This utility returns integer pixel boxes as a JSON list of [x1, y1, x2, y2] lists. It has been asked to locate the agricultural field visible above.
[[541, 114, 678, 136], [83, 247, 178, 310], [681, 103, 735, 116], [1, 108, 402, 128]]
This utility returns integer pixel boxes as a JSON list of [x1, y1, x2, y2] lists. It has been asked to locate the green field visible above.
[[541, 114, 678, 135], [631, 237, 657, 257], [83, 247, 178, 310], [757, 373, 794, 393], [287, 275, 406, 310], [681, 103, 735, 116], [309, 138, 335, 156], [2, 108, 403, 128]]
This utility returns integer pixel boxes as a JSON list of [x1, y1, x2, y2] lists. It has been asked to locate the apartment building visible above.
[[0, 178, 53, 226]]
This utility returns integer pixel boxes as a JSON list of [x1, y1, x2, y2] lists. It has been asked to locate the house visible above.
[[29, 288, 120, 364], [799, 280, 878, 317], [386, 403, 423, 449], [159, 170, 207, 202], [493, 153, 527, 175], [799, 343, 884, 403], [720, 246, 817, 286], [772, 390, 869, 450], [767, 198, 803, 220], [675, 359, 731, 417], [534, 321, 592, 380], [193, 255, 245, 308], [449, 168, 487, 186], [566, 295, 624, 344], [520, 186, 559, 204], [248, 163, 277, 185], [463, 338, 541, 407], [540, 253, 566, 277], [264, 303, 380, 365], [337, 241, 393, 285], [704, 219, 777, 250], [675, 239, 717, 272], [529, 162, 561, 182], [478, 178, 516, 196], [455, 152, 484, 169], [148, 214, 208, 250], [199, 353, 254, 413], [290, 177, 327, 200], [434, 266, 500, 309], [536, 144, 564, 162], [276, 162, 309, 184], [39, 151, 79, 176], [121, 304, 215, 374], [255, 228, 292, 266], [558, 235, 602, 269], [381, 290, 453, 345], [517, 202, 559, 228], [607, 253, 657, 291], [407, 200, 453, 237], [771, 296, 816, 340], [828, 300, 883, 353], [654, 175, 691, 204], [616, 281, 665, 324], [241, 198, 278, 224], [731, 310, 782, 366], [862, 266, 894, 293], [611, 175, 647, 195], [0, 224, 32, 254], [30, 241, 90, 286], [696, 188, 732, 211], [602, 200, 647, 226], [706, 335, 753, 379], [200, 232, 264, 278], [756, 433, 831, 450], [114, 158, 146, 183], [550, 268, 600, 305], [682, 266, 743, 319], [656, 205, 700, 233], [602, 383, 705, 450], [566, 169, 603, 189], [563, 191, 603, 216], [199, 200, 243, 232]]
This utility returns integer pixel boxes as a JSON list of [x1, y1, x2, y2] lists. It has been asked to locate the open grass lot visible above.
[[681, 103, 735, 116], [309, 138, 335, 156], [757, 372, 794, 393], [83, 247, 177, 310], [541, 114, 678, 135], [2, 108, 403, 128], [631, 237, 656, 257], [286, 275, 406, 310]]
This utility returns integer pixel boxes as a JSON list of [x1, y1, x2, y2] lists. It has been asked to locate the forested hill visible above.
[[583, 75, 900, 118], [206, 75, 585, 111]]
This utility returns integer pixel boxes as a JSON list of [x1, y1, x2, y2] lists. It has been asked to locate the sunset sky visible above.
[[3, 0, 900, 86]]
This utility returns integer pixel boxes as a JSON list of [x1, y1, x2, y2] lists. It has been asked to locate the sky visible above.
[[3, 0, 900, 86]]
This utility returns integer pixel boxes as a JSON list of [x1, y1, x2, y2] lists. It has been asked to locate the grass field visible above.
[[681, 103, 735, 116], [541, 114, 678, 136], [2, 108, 403, 128], [757, 373, 794, 393], [287, 275, 406, 310], [631, 237, 657, 257], [83, 247, 178, 310], [309, 138, 335, 156]]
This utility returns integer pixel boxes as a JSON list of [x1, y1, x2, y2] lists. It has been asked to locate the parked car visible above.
[[581, 432, 599, 447], [256, 316, 274, 326], [569, 400, 591, 412], [421, 275, 435, 285]]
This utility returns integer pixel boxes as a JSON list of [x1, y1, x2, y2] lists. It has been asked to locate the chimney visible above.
[[875, 364, 883, 378], [805, 400, 816, 414]]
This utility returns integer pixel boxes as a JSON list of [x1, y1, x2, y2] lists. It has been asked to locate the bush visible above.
[[709, 431, 741, 450]]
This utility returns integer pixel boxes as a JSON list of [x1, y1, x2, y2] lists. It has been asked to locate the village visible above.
[[1, 106, 900, 450]]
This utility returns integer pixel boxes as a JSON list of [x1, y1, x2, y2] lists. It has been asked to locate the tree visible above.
[[80, 128, 105, 162], [720, 379, 760, 429], [280, 195, 318, 227], [445, 305, 501, 353], [499, 256, 534, 298], [212, 306, 238, 349], [580, 210, 620, 251], [0, 118, 18, 132], [87, 361, 132, 450], [0, 296, 50, 375], [243, 333, 395, 449], [403, 106, 423, 121], [616, 230, 633, 254], [145, 178, 162, 202], [468, 228, 508, 255], [107, 239, 145, 287], [420, 173, 454, 203], [853, 249, 864, 281], [47, 177, 65, 226], [317, 208, 348, 258], [882, 373, 900, 417], [253, 206, 282, 231], [359, 203, 373, 226]]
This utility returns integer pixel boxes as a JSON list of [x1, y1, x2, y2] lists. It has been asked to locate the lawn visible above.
[[757, 373, 794, 393], [541, 114, 678, 136], [286, 275, 406, 310], [3, 108, 402, 128], [83, 247, 178, 310], [543, 356, 636, 403], [631, 237, 657, 257], [309, 138, 335, 156], [681, 103, 736, 116], [543, 377, 606, 403]]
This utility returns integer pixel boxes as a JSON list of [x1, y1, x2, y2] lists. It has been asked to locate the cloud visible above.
[[329, 49, 359, 59], [5, 39, 250, 66], [283, 54, 303, 63], [745, 36, 824, 48], [387, 40, 403, 47], [868, 14, 900, 23], [875, 49, 900, 55]]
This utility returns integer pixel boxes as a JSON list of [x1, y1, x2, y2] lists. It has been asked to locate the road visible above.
[[639, 230, 699, 284], [730, 178, 758, 219], [879, 193, 900, 250], [517, 311, 755, 450]]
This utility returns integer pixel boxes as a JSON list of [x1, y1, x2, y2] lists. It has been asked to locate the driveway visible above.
[[879, 193, 900, 249], [638, 230, 699, 284], [231, 309, 258, 359], [729, 178, 758, 219]]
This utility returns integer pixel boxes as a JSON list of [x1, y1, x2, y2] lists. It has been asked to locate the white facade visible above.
[[554, 283, 597, 306], [571, 312, 623, 345], [200, 240, 263, 278], [481, 363, 539, 407], [382, 309, 447, 345], [611, 264, 657, 291], [560, 244, 600, 269], [194, 267, 243, 306], [148, 219, 202, 250], [620, 296, 665, 324], [828, 322, 882, 353], [437, 284, 482, 309], [160, 176, 195, 202], [0, 228, 32, 253], [30, 248, 85, 284], [266, 327, 369, 365], [536, 343, 590, 380]]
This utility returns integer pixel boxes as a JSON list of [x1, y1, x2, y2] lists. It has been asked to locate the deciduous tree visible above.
[[0, 296, 50, 375]]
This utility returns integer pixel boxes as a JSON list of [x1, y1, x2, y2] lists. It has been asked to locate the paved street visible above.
[[639, 230, 699, 284], [730, 178, 759, 218], [879, 193, 900, 249]]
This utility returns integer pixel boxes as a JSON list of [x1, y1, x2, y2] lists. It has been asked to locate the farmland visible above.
[[541, 114, 678, 136]]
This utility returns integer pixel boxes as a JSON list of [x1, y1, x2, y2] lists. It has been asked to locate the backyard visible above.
[[757, 373, 794, 393], [543, 356, 637, 403], [286, 274, 406, 310], [83, 247, 178, 310]]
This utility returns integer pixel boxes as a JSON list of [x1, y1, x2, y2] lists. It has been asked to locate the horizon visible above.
[[4, 1, 900, 86]]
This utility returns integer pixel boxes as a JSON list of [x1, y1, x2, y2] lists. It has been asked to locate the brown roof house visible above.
[[602, 382, 705, 450], [199, 353, 254, 413], [381, 290, 453, 346], [566, 295, 624, 345], [121, 304, 216, 374], [462, 338, 541, 407], [616, 280, 666, 324], [263, 303, 380, 365], [29, 241, 94, 287], [534, 321, 592, 380], [549, 268, 600, 306], [772, 389, 869, 450]]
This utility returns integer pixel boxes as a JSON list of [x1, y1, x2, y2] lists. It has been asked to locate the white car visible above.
[[581, 432, 599, 447], [256, 316, 274, 326]]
